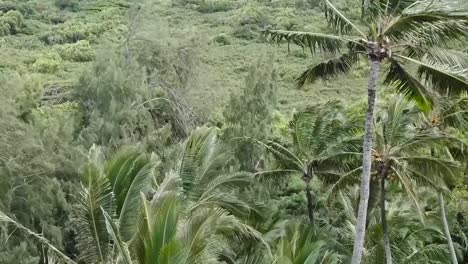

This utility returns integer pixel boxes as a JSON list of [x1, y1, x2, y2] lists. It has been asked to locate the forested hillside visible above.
[[0, 0, 467, 263]]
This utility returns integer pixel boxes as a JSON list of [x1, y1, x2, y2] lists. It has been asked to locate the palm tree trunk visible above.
[[380, 166, 392, 264], [351, 59, 380, 264], [438, 192, 458, 264], [303, 174, 314, 224]]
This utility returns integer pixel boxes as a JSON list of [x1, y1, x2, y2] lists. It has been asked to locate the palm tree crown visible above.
[[265, 0, 468, 109]]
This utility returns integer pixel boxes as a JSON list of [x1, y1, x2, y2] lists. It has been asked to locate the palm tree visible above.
[[255, 101, 362, 223], [268, 220, 344, 263], [325, 187, 454, 264], [73, 145, 156, 263], [82, 127, 268, 263], [264, 1, 468, 262], [419, 95, 468, 264], [371, 95, 464, 263]]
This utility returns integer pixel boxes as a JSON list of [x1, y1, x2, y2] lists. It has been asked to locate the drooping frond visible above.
[[102, 209, 133, 264], [117, 161, 155, 242], [74, 163, 113, 264], [252, 139, 304, 171], [269, 220, 343, 264], [0, 211, 77, 264], [177, 127, 257, 217], [180, 208, 271, 263], [187, 172, 254, 217], [398, 156, 459, 188], [397, 55, 468, 96], [391, 166, 425, 222], [422, 48, 468, 69], [178, 127, 231, 193], [384, 13, 467, 45], [323, 0, 366, 37], [133, 192, 184, 264], [105, 147, 151, 213], [264, 30, 361, 56], [295, 52, 361, 88], [367, 0, 415, 18], [383, 59, 433, 111], [440, 95, 468, 129], [104, 147, 155, 242], [402, 244, 450, 263]]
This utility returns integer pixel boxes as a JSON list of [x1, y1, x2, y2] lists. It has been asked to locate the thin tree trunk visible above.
[[351, 60, 380, 264], [380, 166, 392, 264], [439, 192, 458, 264], [303, 174, 314, 224]]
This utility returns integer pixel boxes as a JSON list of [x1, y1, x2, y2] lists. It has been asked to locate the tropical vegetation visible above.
[[0, 0, 467, 263]]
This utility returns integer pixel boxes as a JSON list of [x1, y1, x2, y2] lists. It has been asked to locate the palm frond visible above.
[[264, 30, 360, 56], [134, 192, 183, 264], [440, 95, 468, 129], [74, 163, 113, 264], [178, 127, 226, 193], [290, 100, 349, 156], [420, 48, 468, 69], [367, 0, 415, 18], [254, 169, 300, 178], [252, 139, 304, 171], [118, 161, 155, 242], [105, 147, 150, 215], [397, 55, 468, 96], [0, 211, 77, 264], [102, 209, 133, 264], [295, 52, 361, 88], [402, 244, 450, 263], [398, 156, 459, 187], [384, 14, 467, 45], [323, 0, 366, 37], [188, 172, 253, 216], [384, 59, 433, 111], [391, 166, 425, 222], [104, 147, 155, 242], [180, 208, 270, 263]]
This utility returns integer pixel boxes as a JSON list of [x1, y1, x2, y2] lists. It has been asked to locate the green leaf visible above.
[[323, 0, 366, 37], [264, 30, 360, 56], [384, 13, 467, 45], [384, 58, 433, 111], [74, 163, 113, 263], [295, 52, 361, 88], [102, 209, 133, 264], [397, 55, 468, 96], [118, 162, 154, 242]]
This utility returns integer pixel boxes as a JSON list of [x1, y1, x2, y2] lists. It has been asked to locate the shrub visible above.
[[14, 75, 43, 119], [55, 0, 80, 11], [40, 22, 110, 45], [275, 8, 298, 30], [57, 40, 94, 62], [0, 10, 24, 36], [32, 53, 62, 74], [232, 24, 259, 40], [232, 2, 270, 26], [213, 33, 231, 45], [196, 0, 235, 13], [0, 2, 16, 13]]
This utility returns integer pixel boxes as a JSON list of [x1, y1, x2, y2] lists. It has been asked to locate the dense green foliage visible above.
[[0, 0, 467, 263]]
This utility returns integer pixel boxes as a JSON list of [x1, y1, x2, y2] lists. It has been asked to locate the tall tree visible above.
[[419, 95, 468, 264], [264, 1, 468, 262], [371, 95, 462, 263], [255, 101, 362, 223], [223, 56, 278, 172]]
